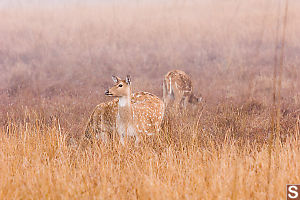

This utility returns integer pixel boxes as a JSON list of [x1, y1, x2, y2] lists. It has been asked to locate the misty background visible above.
[[0, 0, 299, 136]]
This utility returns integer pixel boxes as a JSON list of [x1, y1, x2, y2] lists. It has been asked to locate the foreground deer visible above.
[[105, 75, 164, 145], [85, 91, 163, 144], [85, 98, 118, 143], [163, 70, 201, 110]]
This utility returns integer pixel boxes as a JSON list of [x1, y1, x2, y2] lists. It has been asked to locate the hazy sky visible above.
[[0, 0, 132, 8]]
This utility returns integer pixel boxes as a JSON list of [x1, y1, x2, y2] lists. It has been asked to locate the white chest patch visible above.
[[119, 97, 128, 107]]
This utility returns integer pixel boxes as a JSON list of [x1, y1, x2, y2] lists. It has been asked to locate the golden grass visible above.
[[0, 112, 299, 199], [0, 0, 300, 199]]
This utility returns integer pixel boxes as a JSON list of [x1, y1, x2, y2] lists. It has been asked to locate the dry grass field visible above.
[[0, 0, 299, 199]]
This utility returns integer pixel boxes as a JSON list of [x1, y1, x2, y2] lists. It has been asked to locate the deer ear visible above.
[[112, 75, 120, 83], [126, 75, 131, 85]]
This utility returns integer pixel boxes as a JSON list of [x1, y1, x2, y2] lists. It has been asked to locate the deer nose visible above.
[[105, 90, 110, 95]]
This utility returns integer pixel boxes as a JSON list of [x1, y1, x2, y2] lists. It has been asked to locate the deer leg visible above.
[[163, 79, 167, 105], [118, 125, 125, 145], [182, 96, 189, 108], [120, 136, 125, 145], [173, 91, 183, 112], [99, 113, 107, 143], [135, 135, 140, 147]]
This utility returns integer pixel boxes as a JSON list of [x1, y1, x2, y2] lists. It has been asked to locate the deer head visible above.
[[188, 93, 202, 104], [105, 75, 131, 97]]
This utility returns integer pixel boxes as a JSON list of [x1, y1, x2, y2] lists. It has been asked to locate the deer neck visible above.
[[118, 96, 133, 123]]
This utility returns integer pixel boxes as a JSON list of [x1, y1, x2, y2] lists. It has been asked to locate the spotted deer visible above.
[[163, 70, 202, 110], [105, 75, 164, 145], [85, 91, 163, 144], [84, 98, 118, 143]]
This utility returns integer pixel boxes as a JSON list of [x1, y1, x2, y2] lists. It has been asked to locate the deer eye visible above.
[[118, 84, 123, 87]]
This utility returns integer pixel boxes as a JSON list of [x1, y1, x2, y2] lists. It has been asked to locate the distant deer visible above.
[[163, 70, 202, 110], [105, 75, 164, 145]]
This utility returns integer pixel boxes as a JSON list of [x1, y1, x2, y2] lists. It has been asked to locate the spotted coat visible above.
[[85, 92, 164, 143], [163, 69, 201, 109]]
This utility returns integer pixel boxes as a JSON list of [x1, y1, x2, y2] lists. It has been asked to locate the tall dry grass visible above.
[[0, 0, 300, 199], [1, 110, 299, 199]]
